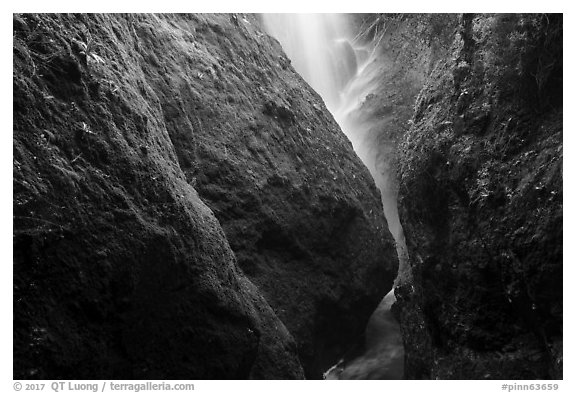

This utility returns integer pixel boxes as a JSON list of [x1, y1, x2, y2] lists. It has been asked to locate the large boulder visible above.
[[13, 13, 397, 379], [13, 13, 304, 380]]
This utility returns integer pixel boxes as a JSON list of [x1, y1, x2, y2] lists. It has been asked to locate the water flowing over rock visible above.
[[13, 12, 562, 381], [265, 13, 562, 380], [262, 13, 407, 379]]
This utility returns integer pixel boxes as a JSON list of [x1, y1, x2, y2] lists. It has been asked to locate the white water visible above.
[[262, 14, 356, 113], [262, 14, 406, 379]]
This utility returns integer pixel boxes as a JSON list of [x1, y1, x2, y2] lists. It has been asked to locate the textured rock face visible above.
[[13, 13, 397, 379], [144, 14, 397, 378], [395, 14, 562, 379]]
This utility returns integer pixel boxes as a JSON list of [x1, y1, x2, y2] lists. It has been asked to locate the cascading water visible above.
[[262, 14, 355, 113], [262, 14, 408, 379]]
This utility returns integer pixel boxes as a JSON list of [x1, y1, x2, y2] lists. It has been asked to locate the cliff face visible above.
[[394, 14, 562, 379], [13, 13, 397, 379]]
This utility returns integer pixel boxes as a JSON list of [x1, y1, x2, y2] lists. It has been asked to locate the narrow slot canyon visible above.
[[262, 13, 406, 379], [13, 13, 563, 381]]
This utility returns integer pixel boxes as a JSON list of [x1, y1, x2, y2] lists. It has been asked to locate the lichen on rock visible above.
[[13, 13, 397, 379], [395, 13, 562, 379]]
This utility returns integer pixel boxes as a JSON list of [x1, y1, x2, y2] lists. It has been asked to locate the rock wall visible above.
[[333, 13, 562, 380], [394, 14, 563, 379], [13, 13, 398, 379]]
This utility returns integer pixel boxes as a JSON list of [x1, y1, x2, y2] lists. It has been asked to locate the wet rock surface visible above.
[[13, 13, 397, 379], [395, 14, 562, 379], [322, 14, 562, 380]]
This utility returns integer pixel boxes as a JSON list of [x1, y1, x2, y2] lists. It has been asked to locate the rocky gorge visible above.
[[13, 13, 562, 380]]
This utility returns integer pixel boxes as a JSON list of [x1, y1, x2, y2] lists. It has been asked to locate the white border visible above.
[[3, 2, 573, 390]]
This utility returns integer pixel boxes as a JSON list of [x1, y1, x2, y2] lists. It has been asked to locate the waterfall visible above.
[[262, 14, 407, 379], [262, 14, 355, 113]]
